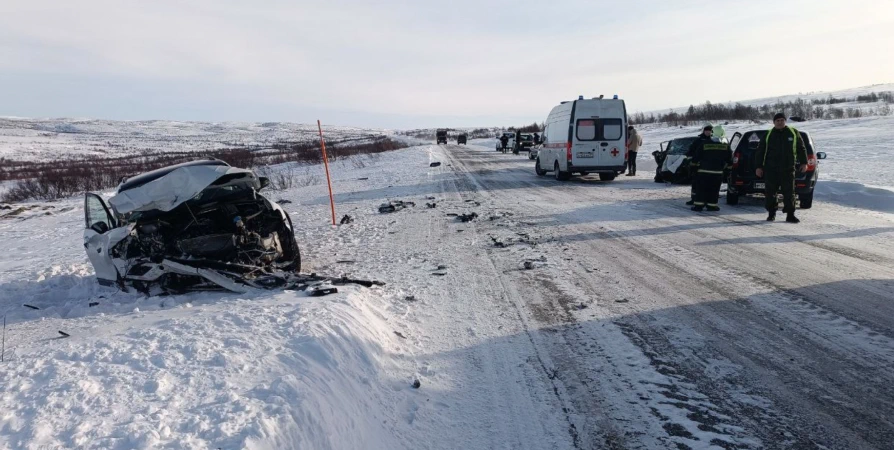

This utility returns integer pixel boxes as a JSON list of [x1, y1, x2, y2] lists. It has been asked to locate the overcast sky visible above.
[[1, 0, 892, 128]]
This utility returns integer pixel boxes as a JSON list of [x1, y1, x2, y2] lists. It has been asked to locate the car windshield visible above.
[[667, 137, 697, 155]]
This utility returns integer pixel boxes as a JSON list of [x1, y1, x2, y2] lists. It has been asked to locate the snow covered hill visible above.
[[639, 82, 894, 117], [0, 118, 392, 162]]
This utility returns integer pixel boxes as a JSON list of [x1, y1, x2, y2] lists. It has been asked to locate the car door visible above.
[[83, 193, 122, 284]]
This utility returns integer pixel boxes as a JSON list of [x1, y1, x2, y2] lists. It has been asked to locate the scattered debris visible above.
[[357, 177, 369, 180], [308, 286, 339, 297], [379, 200, 415, 214], [0, 205, 10, 210], [429, 162, 442, 167], [412, 379, 422, 389], [491, 236, 508, 248], [431, 272, 447, 277], [404, 295, 417, 302], [615, 298, 630, 303], [88, 302, 100, 307], [436, 265, 448, 270], [576, 303, 588, 310], [425, 196, 436, 200], [336, 260, 356, 264], [276, 199, 293, 205], [456, 212, 478, 222], [464, 200, 481, 206], [23, 304, 40, 310], [446, 213, 458, 217], [394, 331, 407, 339], [521, 256, 548, 271], [57, 331, 71, 338], [340, 214, 354, 224], [426, 202, 437, 208]]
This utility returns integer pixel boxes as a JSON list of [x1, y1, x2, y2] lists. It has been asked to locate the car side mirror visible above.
[[816, 152, 827, 160], [259, 176, 270, 190]]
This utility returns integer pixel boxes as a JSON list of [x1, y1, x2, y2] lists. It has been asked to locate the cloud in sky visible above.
[[1, 0, 892, 128]]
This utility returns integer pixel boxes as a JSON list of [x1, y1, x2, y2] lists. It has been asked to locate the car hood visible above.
[[109, 165, 259, 215]]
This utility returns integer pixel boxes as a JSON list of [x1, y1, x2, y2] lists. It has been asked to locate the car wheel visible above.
[[599, 173, 616, 181], [726, 192, 739, 205], [579, 171, 589, 176], [799, 191, 813, 209], [554, 162, 570, 181], [535, 158, 546, 176]]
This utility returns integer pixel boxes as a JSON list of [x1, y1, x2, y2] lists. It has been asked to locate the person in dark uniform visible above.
[[685, 125, 715, 206], [687, 124, 731, 212], [499, 134, 509, 153], [755, 113, 808, 223]]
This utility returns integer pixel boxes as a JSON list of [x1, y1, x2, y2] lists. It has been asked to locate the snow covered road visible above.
[[2, 142, 894, 449]]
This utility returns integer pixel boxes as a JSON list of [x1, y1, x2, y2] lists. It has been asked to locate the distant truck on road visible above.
[[436, 129, 448, 145]]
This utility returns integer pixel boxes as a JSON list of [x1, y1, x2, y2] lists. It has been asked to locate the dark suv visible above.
[[727, 129, 827, 208]]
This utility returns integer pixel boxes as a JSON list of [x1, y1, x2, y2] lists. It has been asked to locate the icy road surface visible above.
[[2, 143, 894, 449]]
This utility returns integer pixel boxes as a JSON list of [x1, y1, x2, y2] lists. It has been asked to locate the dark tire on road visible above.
[[554, 162, 570, 181], [726, 192, 739, 205], [799, 191, 814, 209], [535, 158, 546, 176], [599, 172, 616, 181]]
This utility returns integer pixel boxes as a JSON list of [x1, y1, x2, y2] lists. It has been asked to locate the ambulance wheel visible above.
[[554, 162, 570, 181], [726, 193, 739, 205], [599, 173, 616, 181], [798, 192, 813, 209], [535, 158, 546, 176]]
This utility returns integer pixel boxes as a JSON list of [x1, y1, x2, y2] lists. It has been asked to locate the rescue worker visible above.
[[685, 125, 715, 205], [755, 113, 808, 223], [499, 134, 509, 153], [626, 125, 643, 176], [533, 132, 541, 145], [687, 124, 731, 211]]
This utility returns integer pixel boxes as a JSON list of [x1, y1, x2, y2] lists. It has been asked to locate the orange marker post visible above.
[[317, 120, 337, 225]]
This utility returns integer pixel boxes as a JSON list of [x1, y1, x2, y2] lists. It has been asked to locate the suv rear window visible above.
[[576, 119, 623, 141]]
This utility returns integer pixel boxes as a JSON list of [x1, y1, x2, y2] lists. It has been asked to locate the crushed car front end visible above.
[[84, 159, 301, 294]]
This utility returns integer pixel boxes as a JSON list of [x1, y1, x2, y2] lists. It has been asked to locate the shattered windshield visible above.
[[668, 137, 697, 155]]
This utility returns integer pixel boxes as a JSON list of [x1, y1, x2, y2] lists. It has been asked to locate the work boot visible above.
[[767, 211, 776, 221], [786, 213, 800, 224], [691, 205, 704, 212], [626, 172, 634, 176], [685, 200, 695, 206], [706, 205, 720, 212]]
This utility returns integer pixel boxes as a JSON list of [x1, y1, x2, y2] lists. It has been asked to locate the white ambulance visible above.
[[535, 95, 628, 181]]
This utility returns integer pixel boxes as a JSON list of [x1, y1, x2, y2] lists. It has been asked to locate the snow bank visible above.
[[814, 181, 894, 214], [0, 287, 406, 450]]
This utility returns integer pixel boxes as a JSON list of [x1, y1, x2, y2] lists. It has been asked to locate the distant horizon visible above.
[[2, 81, 892, 130]]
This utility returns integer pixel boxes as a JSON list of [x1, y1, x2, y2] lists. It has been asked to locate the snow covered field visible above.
[[0, 118, 391, 161], [3, 125, 894, 449], [1, 108, 893, 449]]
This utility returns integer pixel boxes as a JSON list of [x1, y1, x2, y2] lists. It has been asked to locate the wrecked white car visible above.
[[84, 159, 301, 294]]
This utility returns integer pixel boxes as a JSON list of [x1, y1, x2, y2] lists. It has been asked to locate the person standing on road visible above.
[[626, 125, 643, 176], [685, 125, 715, 205], [755, 113, 808, 223], [687, 124, 731, 212], [499, 134, 509, 153]]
